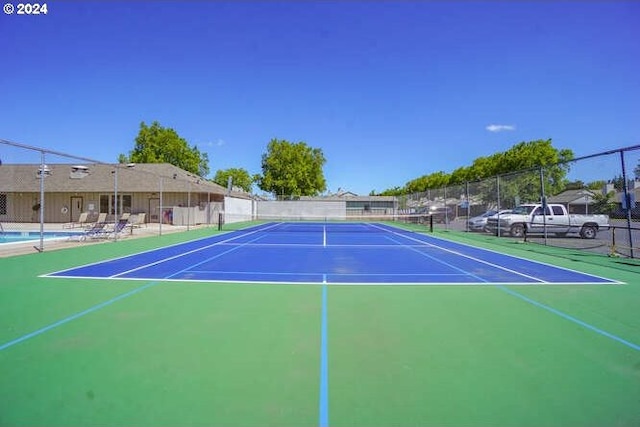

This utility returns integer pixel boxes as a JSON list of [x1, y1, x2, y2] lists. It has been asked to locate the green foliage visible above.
[[405, 171, 450, 193], [591, 190, 617, 214], [213, 168, 254, 193], [121, 121, 210, 176], [257, 139, 327, 198], [564, 180, 586, 190], [377, 186, 404, 196], [586, 180, 607, 191], [377, 139, 574, 204], [610, 175, 625, 191]]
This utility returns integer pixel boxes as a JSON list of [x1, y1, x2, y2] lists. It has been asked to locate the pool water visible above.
[[0, 231, 83, 244]]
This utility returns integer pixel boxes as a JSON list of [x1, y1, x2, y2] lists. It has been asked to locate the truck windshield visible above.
[[511, 205, 536, 215]]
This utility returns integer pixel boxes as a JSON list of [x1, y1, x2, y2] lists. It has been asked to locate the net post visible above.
[[610, 226, 616, 256], [429, 214, 433, 232], [218, 212, 224, 231]]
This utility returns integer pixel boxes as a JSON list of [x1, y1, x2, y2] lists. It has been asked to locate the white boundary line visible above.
[[40, 275, 619, 286], [110, 224, 279, 278], [369, 223, 623, 285], [41, 221, 622, 286], [40, 222, 282, 278], [374, 225, 547, 283]]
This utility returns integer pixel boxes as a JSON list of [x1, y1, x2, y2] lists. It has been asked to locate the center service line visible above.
[[319, 276, 329, 427], [323, 224, 327, 248]]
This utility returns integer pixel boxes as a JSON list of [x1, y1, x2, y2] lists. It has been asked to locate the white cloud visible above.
[[486, 124, 516, 133], [204, 139, 225, 147]]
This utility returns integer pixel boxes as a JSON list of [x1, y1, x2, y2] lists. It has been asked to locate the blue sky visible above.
[[2, 1, 639, 195]]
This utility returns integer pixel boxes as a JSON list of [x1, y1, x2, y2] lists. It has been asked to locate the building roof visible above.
[[547, 189, 596, 205], [0, 163, 236, 195]]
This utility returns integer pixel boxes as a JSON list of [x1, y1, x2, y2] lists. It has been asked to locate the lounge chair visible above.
[[64, 212, 89, 229], [96, 219, 130, 240], [78, 222, 108, 241], [85, 213, 107, 229], [129, 213, 146, 228]]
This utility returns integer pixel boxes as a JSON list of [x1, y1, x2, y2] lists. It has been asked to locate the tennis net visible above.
[[220, 213, 433, 233]]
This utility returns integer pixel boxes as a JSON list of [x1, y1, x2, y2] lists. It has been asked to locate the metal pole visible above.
[[187, 181, 191, 231], [159, 177, 163, 237], [496, 175, 501, 236], [540, 166, 547, 245], [465, 181, 470, 232], [444, 185, 448, 227], [114, 165, 119, 242], [620, 150, 634, 258], [37, 151, 45, 252]]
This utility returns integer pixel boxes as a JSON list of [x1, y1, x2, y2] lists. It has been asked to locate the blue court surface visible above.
[[44, 222, 620, 285]]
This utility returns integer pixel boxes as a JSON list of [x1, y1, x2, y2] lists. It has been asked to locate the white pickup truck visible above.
[[484, 203, 610, 239]]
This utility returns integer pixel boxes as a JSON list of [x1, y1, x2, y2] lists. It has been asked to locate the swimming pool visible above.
[[0, 231, 83, 244]]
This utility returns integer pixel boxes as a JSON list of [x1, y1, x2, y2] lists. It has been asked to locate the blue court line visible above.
[[319, 279, 329, 427], [1, 235, 268, 352], [499, 286, 640, 352], [0, 282, 158, 352]]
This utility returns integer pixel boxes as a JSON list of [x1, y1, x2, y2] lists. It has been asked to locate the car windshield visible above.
[[511, 205, 536, 215], [482, 210, 497, 217]]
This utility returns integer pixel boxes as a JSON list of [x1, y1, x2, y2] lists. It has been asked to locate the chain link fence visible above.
[[0, 139, 229, 253], [3, 139, 639, 258], [403, 145, 640, 258]]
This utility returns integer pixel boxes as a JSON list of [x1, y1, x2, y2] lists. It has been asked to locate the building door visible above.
[[70, 196, 83, 221], [149, 198, 160, 223]]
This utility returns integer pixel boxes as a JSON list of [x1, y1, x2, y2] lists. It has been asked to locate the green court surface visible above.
[[1, 228, 639, 427]]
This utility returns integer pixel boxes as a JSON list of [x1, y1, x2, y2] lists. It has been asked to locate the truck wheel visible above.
[[510, 224, 525, 238], [580, 225, 597, 239]]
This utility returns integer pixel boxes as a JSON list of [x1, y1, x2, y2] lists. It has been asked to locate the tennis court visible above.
[[45, 221, 618, 285], [1, 221, 639, 427]]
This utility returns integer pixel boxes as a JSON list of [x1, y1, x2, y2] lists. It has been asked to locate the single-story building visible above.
[[0, 163, 245, 225], [547, 189, 596, 214], [301, 193, 398, 215]]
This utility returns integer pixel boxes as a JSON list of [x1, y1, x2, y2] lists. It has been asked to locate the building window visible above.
[[0, 194, 6, 215], [100, 194, 132, 215]]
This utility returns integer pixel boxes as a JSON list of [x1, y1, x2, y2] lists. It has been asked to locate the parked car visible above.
[[429, 206, 456, 224], [467, 210, 511, 232]]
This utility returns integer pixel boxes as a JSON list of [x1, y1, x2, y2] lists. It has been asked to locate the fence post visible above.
[[36, 151, 46, 252], [159, 176, 163, 237], [610, 226, 617, 256], [465, 181, 470, 232], [620, 150, 634, 258], [187, 181, 191, 231], [113, 165, 119, 242], [496, 175, 501, 237], [539, 166, 548, 245]]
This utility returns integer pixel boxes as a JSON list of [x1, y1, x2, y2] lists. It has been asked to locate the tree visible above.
[[213, 168, 254, 193], [590, 190, 617, 214], [120, 121, 210, 176], [379, 139, 574, 209], [256, 139, 327, 198]]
